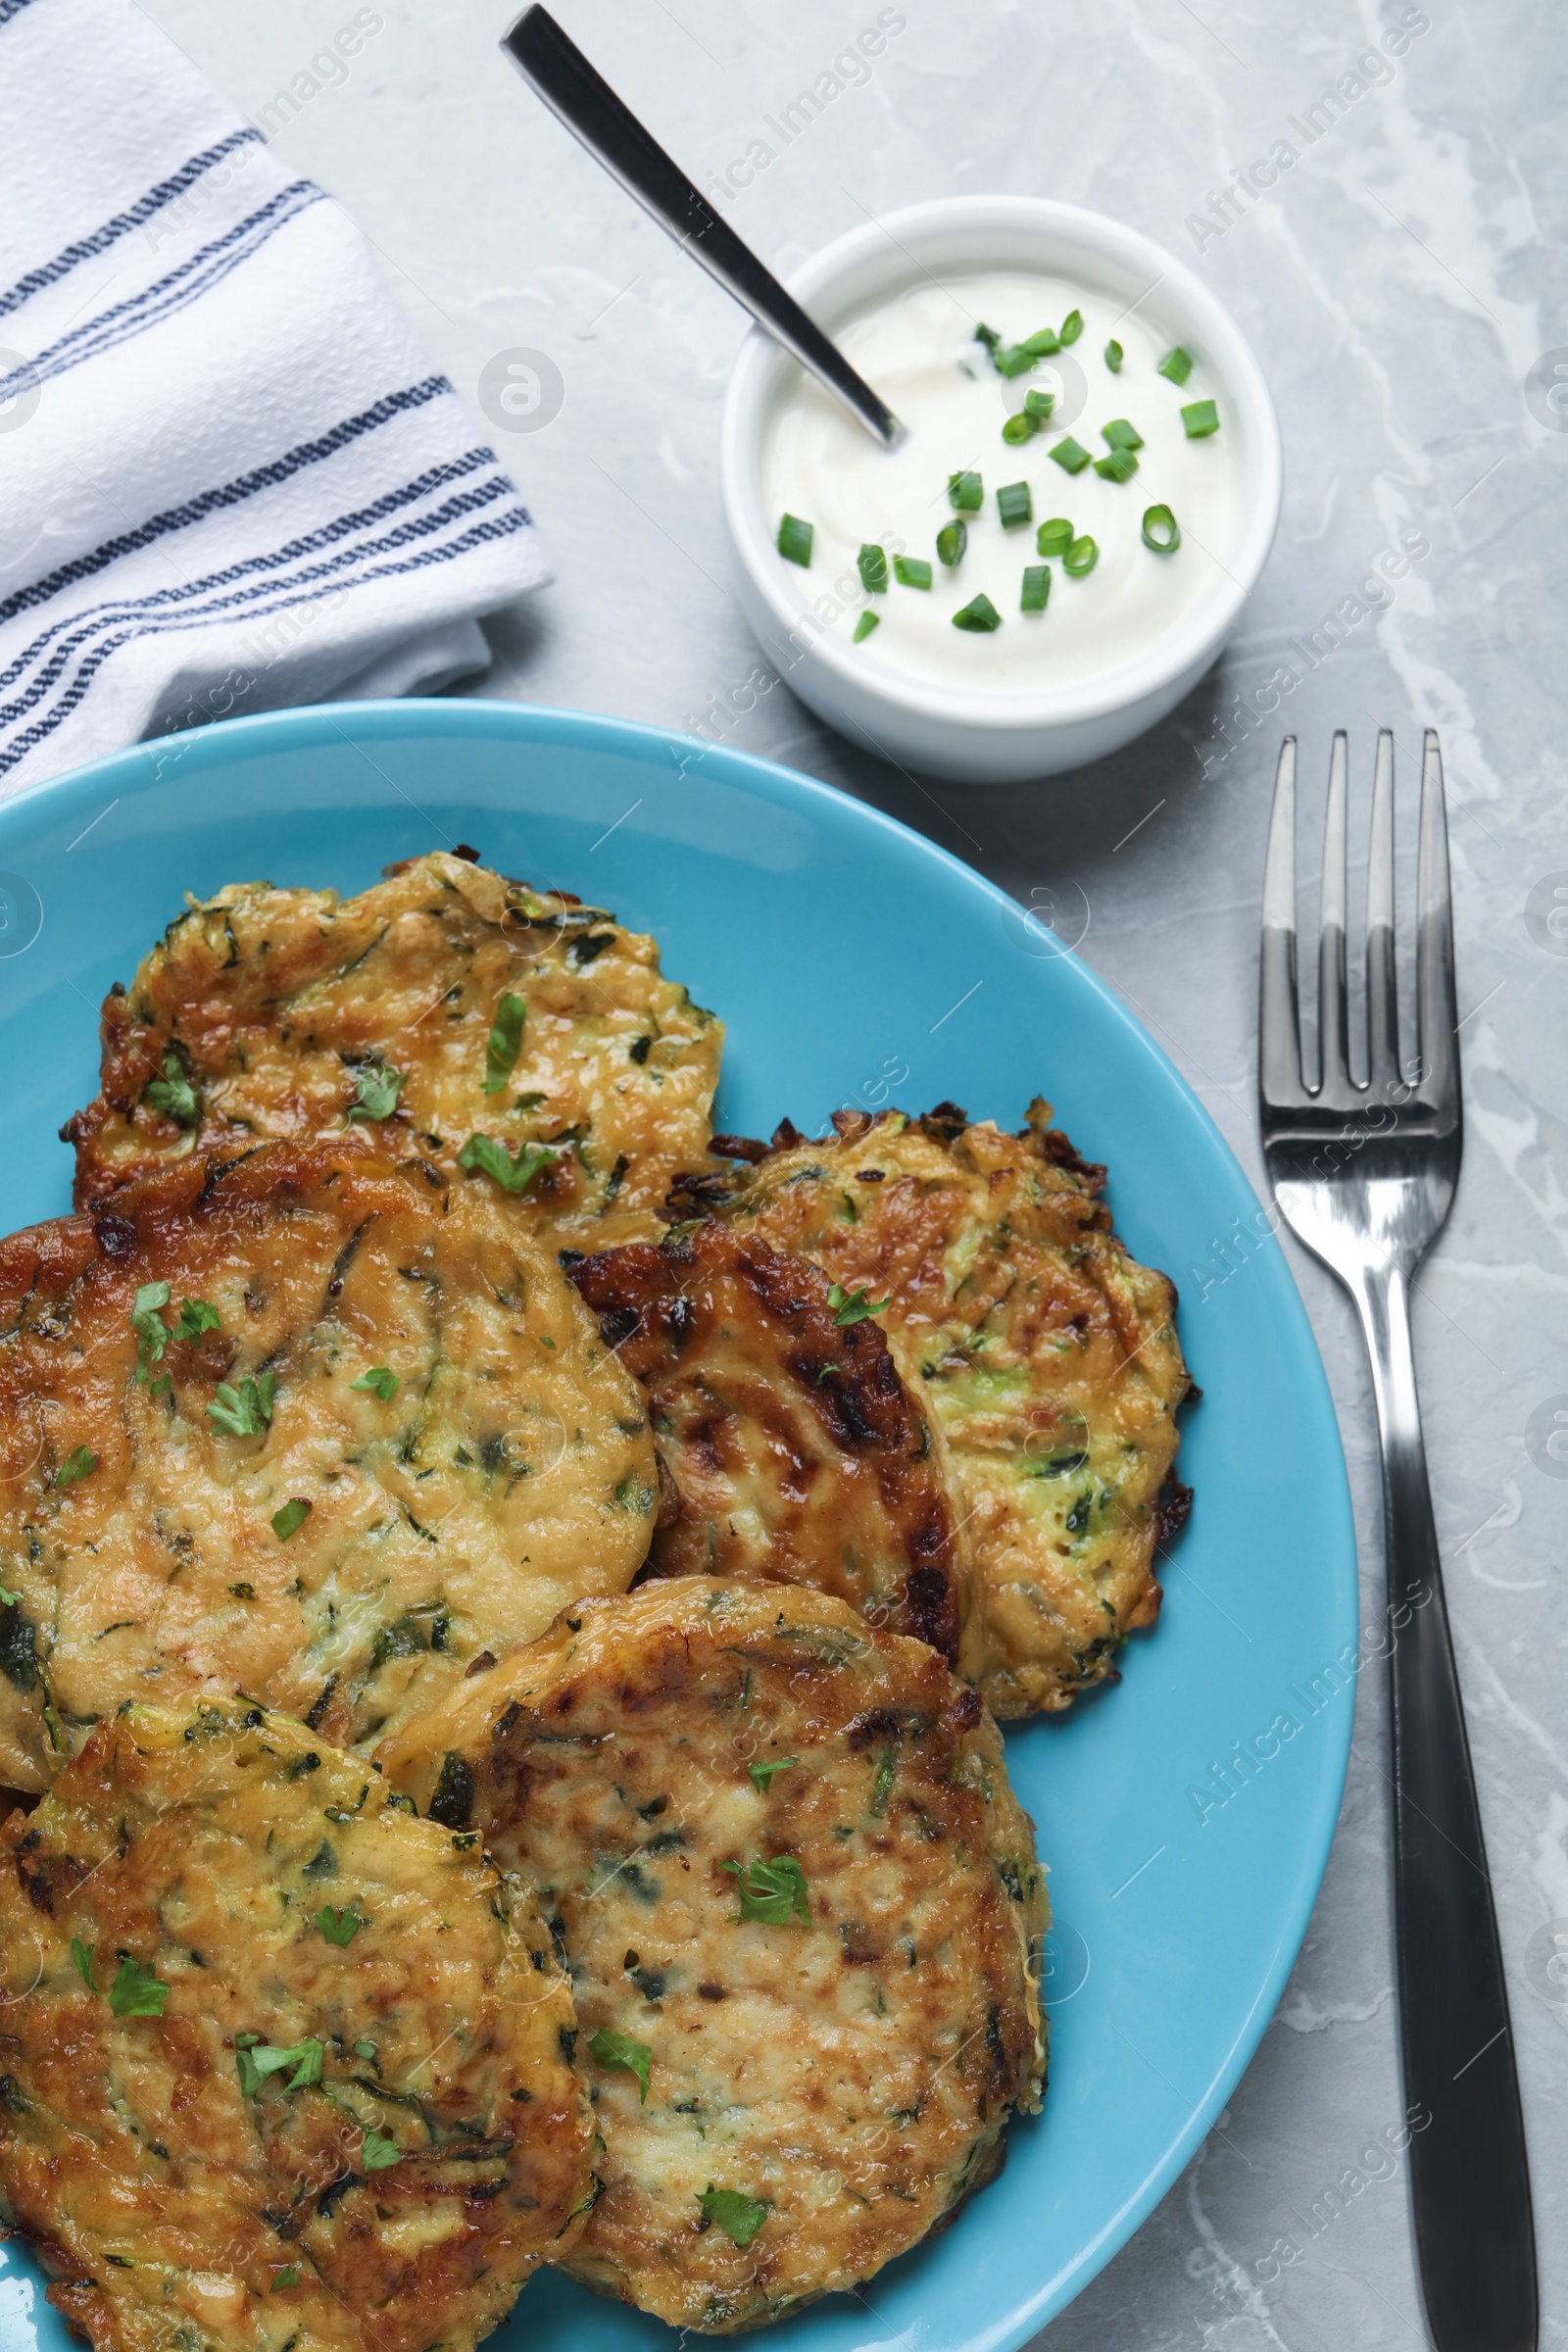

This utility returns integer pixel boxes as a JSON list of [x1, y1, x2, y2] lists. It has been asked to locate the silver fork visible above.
[[1259, 729, 1537, 2352]]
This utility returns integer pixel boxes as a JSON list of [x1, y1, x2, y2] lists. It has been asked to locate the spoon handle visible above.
[[502, 6, 904, 448]]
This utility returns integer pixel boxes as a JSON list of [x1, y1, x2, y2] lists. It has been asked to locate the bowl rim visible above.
[[719, 193, 1283, 737]]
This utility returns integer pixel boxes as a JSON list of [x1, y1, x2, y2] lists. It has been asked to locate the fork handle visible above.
[[1352, 1263, 1537, 2352]]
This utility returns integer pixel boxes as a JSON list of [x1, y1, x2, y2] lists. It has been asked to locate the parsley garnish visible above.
[[722, 1854, 810, 1925], [827, 1282, 890, 1328], [130, 1282, 172, 1383], [234, 2036, 323, 2096], [697, 2183, 767, 2247], [350, 1366, 398, 1401], [457, 1134, 554, 1194], [208, 1373, 275, 1438], [144, 1054, 198, 1126], [346, 1064, 402, 1123], [0, 1579, 18, 1607], [271, 1498, 312, 1543], [176, 1298, 221, 1341], [747, 1757, 798, 1793], [315, 1906, 365, 1946], [54, 1446, 98, 1490], [71, 1937, 95, 1990], [588, 2027, 653, 2103], [482, 991, 526, 1096], [270, 2268, 300, 2292], [361, 2127, 401, 2171], [108, 1956, 170, 2019]]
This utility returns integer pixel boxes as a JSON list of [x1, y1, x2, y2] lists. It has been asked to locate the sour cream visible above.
[[760, 270, 1243, 694]]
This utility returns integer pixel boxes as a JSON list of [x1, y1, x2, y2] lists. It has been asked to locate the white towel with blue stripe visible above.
[[0, 0, 548, 795]]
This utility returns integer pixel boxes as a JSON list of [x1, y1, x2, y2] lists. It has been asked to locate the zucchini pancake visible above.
[[697, 1104, 1194, 1720], [0, 1696, 593, 2352], [64, 850, 722, 1244], [0, 1142, 656, 1791], [565, 1219, 978, 1677], [379, 1578, 1048, 2336]]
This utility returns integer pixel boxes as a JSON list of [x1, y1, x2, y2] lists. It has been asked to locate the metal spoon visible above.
[[500, 5, 905, 449]]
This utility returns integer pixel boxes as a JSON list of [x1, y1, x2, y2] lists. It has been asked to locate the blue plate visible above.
[[0, 701, 1355, 2352]]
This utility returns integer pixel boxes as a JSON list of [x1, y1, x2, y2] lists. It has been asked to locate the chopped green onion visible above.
[[775, 514, 813, 567], [1021, 326, 1060, 357], [1181, 399, 1220, 438], [952, 594, 1003, 633], [1049, 436, 1091, 474], [936, 520, 966, 567], [1142, 504, 1181, 553], [1023, 387, 1055, 421], [1001, 410, 1035, 444], [1020, 565, 1051, 613], [947, 470, 982, 512], [892, 555, 932, 590], [1158, 347, 1194, 385], [1104, 339, 1123, 372], [997, 481, 1033, 529], [973, 323, 1001, 354], [858, 543, 888, 594], [853, 611, 880, 643], [1102, 418, 1145, 450], [1063, 535, 1100, 578], [994, 344, 1037, 378], [1059, 308, 1084, 345], [1036, 517, 1073, 558], [1093, 447, 1139, 482]]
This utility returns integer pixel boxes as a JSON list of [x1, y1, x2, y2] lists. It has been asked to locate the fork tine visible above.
[[1259, 736, 1303, 1104], [1366, 729, 1399, 1095], [1317, 730, 1352, 1096], [1416, 728, 1459, 1111]]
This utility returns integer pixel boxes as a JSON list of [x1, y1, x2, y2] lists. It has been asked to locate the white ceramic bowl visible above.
[[720, 196, 1282, 784]]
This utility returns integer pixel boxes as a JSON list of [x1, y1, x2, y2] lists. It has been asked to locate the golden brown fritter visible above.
[[379, 1578, 1048, 2336], [64, 851, 722, 1243], [0, 1142, 656, 1791], [0, 1696, 593, 2352], [565, 1220, 978, 1675], [697, 1103, 1193, 1721]]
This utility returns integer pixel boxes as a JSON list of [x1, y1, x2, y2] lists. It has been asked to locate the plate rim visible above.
[[0, 697, 1358, 2350]]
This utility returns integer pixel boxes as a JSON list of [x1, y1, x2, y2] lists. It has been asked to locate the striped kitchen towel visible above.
[[0, 0, 548, 795]]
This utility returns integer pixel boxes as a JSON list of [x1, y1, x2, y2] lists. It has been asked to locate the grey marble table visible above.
[[139, 1, 1568, 2342]]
